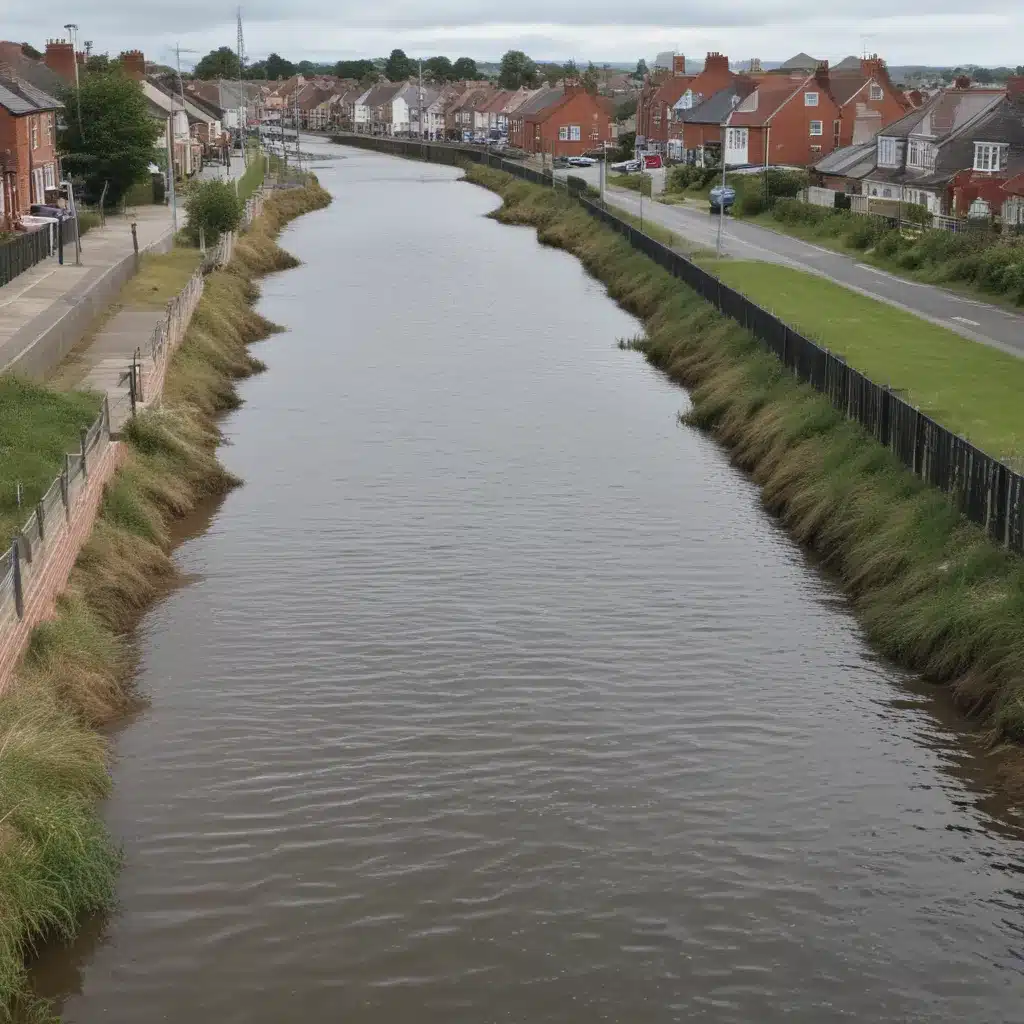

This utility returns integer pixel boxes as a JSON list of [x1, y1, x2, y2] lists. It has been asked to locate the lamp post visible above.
[[64, 23, 82, 133]]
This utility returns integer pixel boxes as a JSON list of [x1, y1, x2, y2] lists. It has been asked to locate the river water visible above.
[[37, 145, 1024, 1022]]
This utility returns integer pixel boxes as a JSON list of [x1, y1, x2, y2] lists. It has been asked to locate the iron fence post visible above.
[[11, 539, 23, 619]]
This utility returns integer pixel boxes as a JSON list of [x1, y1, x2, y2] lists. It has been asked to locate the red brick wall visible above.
[[0, 109, 59, 216], [763, 85, 842, 166], [839, 82, 907, 146], [535, 91, 614, 156]]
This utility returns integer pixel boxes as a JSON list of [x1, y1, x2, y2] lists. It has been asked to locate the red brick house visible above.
[[509, 85, 614, 157], [828, 56, 910, 148], [723, 64, 844, 167], [0, 72, 62, 230], [637, 56, 693, 153], [664, 53, 737, 159]]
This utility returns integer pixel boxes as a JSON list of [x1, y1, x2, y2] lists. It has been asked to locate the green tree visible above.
[[581, 61, 600, 95], [385, 48, 414, 81], [184, 180, 242, 244], [452, 56, 481, 80], [633, 58, 649, 81], [194, 46, 241, 80], [335, 59, 378, 81], [562, 59, 579, 81], [542, 63, 562, 87], [499, 49, 538, 89], [58, 68, 160, 205], [21, 42, 43, 60], [84, 54, 112, 75], [265, 53, 295, 80], [248, 61, 267, 79], [424, 55, 454, 82], [972, 67, 995, 84]]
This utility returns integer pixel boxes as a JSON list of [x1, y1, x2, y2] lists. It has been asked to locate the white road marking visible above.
[[951, 316, 981, 326]]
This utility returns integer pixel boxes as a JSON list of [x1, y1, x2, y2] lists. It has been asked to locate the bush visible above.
[[902, 202, 931, 226], [737, 189, 768, 216], [873, 229, 907, 259], [184, 180, 242, 245], [566, 174, 588, 194], [667, 164, 702, 192], [846, 218, 884, 249]]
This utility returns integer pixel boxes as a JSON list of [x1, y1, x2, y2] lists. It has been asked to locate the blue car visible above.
[[709, 185, 736, 213]]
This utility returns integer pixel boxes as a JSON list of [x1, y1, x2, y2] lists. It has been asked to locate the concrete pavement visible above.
[[555, 166, 1024, 359]]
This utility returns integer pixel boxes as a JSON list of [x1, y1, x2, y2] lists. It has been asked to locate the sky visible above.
[[8, 2, 1023, 72]]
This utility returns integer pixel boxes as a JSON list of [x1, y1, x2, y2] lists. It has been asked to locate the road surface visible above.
[[556, 167, 1024, 358]]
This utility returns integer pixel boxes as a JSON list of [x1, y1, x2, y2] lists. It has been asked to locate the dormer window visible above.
[[869, 84, 884, 101], [804, 91, 819, 106], [973, 142, 1008, 172], [878, 136, 897, 166]]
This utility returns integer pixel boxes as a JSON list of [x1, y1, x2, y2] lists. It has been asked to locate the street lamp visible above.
[[64, 23, 82, 132]]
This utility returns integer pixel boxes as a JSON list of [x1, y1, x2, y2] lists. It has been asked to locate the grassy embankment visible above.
[[608, 172, 653, 197], [464, 161, 1024, 780], [0, 177, 331, 1022], [749, 199, 1024, 308]]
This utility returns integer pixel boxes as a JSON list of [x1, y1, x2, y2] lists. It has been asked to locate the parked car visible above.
[[567, 156, 597, 167], [610, 159, 641, 173], [709, 185, 736, 213]]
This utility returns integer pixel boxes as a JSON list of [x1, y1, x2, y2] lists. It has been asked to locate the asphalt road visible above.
[[556, 167, 1024, 358]]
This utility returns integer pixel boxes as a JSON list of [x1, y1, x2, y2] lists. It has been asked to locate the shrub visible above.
[[846, 218, 884, 249], [902, 202, 931, 226], [763, 169, 807, 199], [737, 189, 768, 216], [565, 174, 588, 194], [873, 229, 907, 259], [184, 180, 242, 245], [667, 164, 701, 191]]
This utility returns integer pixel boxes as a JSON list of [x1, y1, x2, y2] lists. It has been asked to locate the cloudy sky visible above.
[[8, 2, 1021, 70]]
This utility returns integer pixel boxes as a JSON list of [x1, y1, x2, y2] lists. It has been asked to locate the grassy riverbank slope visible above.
[[0, 177, 331, 1022], [464, 163, 1024, 787]]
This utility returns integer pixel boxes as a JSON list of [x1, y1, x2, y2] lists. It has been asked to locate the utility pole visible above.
[[294, 88, 301, 172], [418, 58, 425, 146], [236, 8, 248, 165], [716, 130, 727, 257], [64, 23, 82, 133]]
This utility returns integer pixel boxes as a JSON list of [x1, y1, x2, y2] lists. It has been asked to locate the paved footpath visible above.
[[552, 165, 1024, 359], [0, 204, 176, 374]]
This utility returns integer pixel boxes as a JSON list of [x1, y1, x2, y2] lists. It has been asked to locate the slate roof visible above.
[[680, 82, 754, 124], [0, 74, 61, 115], [514, 86, 564, 119], [727, 76, 808, 127], [0, 43, 67, 97], [813, 141, 876, 177]]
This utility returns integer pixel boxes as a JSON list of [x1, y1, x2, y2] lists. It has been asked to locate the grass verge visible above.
[[0, 176, 331, 1021], [707, 260, 1024, 460], [464, 161, 1024, 792]]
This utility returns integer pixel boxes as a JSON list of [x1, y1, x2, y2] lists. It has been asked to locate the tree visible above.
[[84, 54, 112, 75], [499, 50, 538, 89], [633, 58, 649, 81], [562, 59, 580, 81], [424, 56, 454, 82], [542, 63, 563, 87], [972, 67, 995, 84], [581, 61, 600, 95], [185, 180, 242, 244], [452, 57, 481, 80], [385, 48, 414, 81], [58, 68, 160, 205], [265, 53, 295, 81], [21, 42, 42, 60], [194, 46, 241, 80], [335, 59, 378, 81]]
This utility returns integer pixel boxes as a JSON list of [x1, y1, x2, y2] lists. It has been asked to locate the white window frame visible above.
[[569, 124, 581, 142], [558, 125, 568, 141], [809, 120, 823, 136], [726, 127, 748, 149], [804, 91, 819, 107], [973, 142, 1008, 172], [45, 112, 53, 144], [32, 167, 45, 204], [878, 136, 897, 166], [43, 163, 56, 190], [31, 117, 39, 149], [869, 84, 884, 101]]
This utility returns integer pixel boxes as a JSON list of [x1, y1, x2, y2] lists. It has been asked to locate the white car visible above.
[[567, 156, 598, 167], [610, 159, 641, 173]]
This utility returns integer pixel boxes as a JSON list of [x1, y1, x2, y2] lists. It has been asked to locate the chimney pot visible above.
[[44, 39, 78, 84], [119, 49, 146, 80]]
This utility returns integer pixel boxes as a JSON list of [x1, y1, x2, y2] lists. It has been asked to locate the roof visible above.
[[679, 82, 754, 124], [363, 82, 402, 109], [832, 55, 862, 72], [780, 53, 819, 71], [1003, 171, 1024, 196], [652, 74, 696, 110], [0, 73, 62, 115], [813, 141, 877, 178], [829, 76, 871, 108], [514, 86, 565, 119], [0, 42, 67, 97], [727, 75, 809, 127], [879, 87, 1004, 139]]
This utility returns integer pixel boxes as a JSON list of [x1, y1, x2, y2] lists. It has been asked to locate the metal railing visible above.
[[335, 134, 1024, 555]]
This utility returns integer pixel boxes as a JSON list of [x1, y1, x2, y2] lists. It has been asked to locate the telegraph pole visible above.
[[64, 23, 82, 133], [294, 88, 301, 171], [236, 8, 248, 165], [418, 58, 425, 142]]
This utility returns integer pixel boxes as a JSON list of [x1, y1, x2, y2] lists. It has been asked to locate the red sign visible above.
[[642, 154, 663, 169]]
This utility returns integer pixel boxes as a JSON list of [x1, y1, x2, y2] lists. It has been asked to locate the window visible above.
[[878, 136, 897, 166], [558, 126, 568, 141], [804, 91, 819, 106], [43, 163, 55, 190], [809, 120, 823, 136], [45, 112, 53, 144], [569, 125, 581, 141], [973, 142, 1008, 172], [869, 84, 884, 101], [31, 117, 39, 149], [726, 127, 747, 149], [882, 187, 892, 198], [810, 145, 822, 154]]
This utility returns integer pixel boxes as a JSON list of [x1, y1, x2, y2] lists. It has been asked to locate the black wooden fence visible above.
[[332, 134, 1024, 554], [0, 218, 77, 287]]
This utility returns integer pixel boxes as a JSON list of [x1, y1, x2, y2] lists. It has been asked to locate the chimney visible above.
[[815, 60, 830, 89], [44, 39, 77, 84], [672, 54, 686, 77], [1006, 76, 1024, 104], [860, 54, 886, 80], [704, 51, 730, 74], [954, 74, 971, 90], [119, 49, 146, 81]]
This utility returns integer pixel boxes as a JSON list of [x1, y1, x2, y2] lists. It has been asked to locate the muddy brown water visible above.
[[34, 145, 1024, 1022]]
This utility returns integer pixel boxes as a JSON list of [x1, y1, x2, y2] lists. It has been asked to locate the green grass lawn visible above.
[[709, 260, 1024, 461], [237, 148, 267, 201], [0, 378, 101, 541]]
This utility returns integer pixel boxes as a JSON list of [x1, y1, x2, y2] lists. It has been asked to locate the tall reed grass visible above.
[[465, 162, 1024, 794], [0, 178, 331, 1021]]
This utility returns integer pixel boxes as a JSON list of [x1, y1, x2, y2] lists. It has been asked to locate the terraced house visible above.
[[0, 72, 61, 230]]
